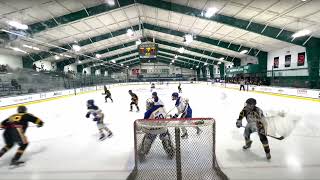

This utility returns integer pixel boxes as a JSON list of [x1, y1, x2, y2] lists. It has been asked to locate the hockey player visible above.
[[236, 98, 271, 159], [86, 100, 113, 140], [178, 83, 182, 93], [152, 92, 164, 107], [0, 106, 44, 166], [104, 87, 113, 103], [171, 92, 202, 139], [150, 83, 155, 92], [129, 90, 139, 112], [138, 98, 175, 162]]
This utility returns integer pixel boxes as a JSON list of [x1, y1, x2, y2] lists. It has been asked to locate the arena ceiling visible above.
[[0, 0, 319, 72]]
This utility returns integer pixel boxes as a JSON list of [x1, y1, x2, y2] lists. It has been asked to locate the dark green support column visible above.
[[22, 56, 33, 69], [77, 65, 84, 74], [306, 39, 320, 88], [257, 52, 268, 77], [201, 66, 207, 79], [196, 68, 201, 80], [219, 63, 225, 79], [209, 65, 214, 79]]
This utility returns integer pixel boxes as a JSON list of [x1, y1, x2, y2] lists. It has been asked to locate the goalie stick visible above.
[[241, 126, 285, 140]]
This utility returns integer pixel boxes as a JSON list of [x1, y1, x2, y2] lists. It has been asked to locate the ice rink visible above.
[[0, 83, 320, 180]]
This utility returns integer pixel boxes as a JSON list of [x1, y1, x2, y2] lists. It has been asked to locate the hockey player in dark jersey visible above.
[[138, 98, 175, 162], [129, 90, 139, 112], [178, 83, 182, 93], [86, 100, 113, 140], [104, 87, 113, 103], [0, 106, 44, 166], [236, 98, 271, 159]]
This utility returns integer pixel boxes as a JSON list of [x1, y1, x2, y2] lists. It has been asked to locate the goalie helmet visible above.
[[245, 98, 256, 110], [146, 98, 154, 110], [17, 106, 27, 113]]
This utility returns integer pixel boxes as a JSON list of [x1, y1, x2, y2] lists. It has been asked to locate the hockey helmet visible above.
[[17, 106, 27, 113], [87, 99, 94, 107], [152, 91, 157, 97], [245, 98, 256, 110], [172, 92, 179, 100], [146, 98, 154, 110], [128, 90, 132, 93]]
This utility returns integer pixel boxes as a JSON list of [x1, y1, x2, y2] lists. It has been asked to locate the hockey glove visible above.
[[172, 114, 179, 118], [85, 113, 90, 118], [37, 121, 44, 128], [236, 119, 242, 128]]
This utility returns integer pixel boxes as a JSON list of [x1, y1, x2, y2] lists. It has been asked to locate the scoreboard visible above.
[[138, 43, 158, 59]]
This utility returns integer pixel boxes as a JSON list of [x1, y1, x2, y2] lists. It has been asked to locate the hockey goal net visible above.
[[127, 118, 228, 180]]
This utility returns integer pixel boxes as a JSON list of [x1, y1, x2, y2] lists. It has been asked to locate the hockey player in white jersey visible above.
[[138, 99, 175, 162], [171, 92, 202, 139], [86, 100, 113, 140], [236, 98, 271, 159], [152, 92, 164, 107]]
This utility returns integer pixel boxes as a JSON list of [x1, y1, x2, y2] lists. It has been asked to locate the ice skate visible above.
[[266, 152, 271, 160], [243, 140, 252, 150], [99, 133, 106, 141], [107, 132, 113, 138], [9, 161, 25, 168], [196, 127, 202, 135]]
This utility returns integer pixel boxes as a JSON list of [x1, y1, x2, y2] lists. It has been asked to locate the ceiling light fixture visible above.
[[190, 67, 193, 70], [218, 62, 222, 64], [174, 54, 178, 59], [106, 0, 115, 6], [292, 29, 311, 38], [204, 62, 208, 66], [111, 60, 116, 63], [11, 47, 27, 54], [203, 7, 218, 18], [72, 44, 81, 52], [95, 54, 102, 58], [172, 60, 175, 63], [219, 57, 225, 60], [239, 50, 248, 54], [8, 21, 28, 30], [136, 39, 141, 45], [184, 34, 193, 44], [127, 29, 134, 37], [196, 65, 199, 68], [121, 64, 124, 66], [178, 47, 185, 54], [54, 55, 60, 60]]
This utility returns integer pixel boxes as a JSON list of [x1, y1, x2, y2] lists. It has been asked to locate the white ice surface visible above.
[[0, 83, 320, 180]]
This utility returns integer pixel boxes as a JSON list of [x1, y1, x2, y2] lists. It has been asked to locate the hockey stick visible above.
[[241, 126, 284, 140]]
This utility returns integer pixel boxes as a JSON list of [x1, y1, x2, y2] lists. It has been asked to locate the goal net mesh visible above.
[[127, 118, 229, 180]]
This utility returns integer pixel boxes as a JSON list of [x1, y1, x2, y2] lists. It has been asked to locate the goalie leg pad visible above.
[[139, 133, 157, 156], [159, 131, 175, 158]]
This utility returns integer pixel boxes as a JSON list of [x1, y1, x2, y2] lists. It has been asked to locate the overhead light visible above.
[[127, 29, 134, 37], [219, 57, 225, 60], [239, 50, 248, 54], [170, 63, 172, 65], [106, 0, 115, 6], [218, 62, 222, 64], [8, 21, 28, 30], [203, 7, 218, 18], [174, 55, 178, 59], [32, 74, 39, 76], [184, 34, 193, 44], [95, 54, 102, 58], [292, 29, 311, 38], [178, 47, 185, 54], [204, 62, 208, 66], [64, 54, 72, 58], [23, 44, 40, 51], [171, 60, 175, 63], [11, 47, 27, 54], [196, 65, 199, 68], [126, 66, 129, 68], [32, 47, 40, 51], [77, 60, 81, 64], [111, 60, 116, 63], [136, 39, 141, 45], [190, 67, 193, 70], [54, 55, 60, 60], [72, 44, 81, 52]]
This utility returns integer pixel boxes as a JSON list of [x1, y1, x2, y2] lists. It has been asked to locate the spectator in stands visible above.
[[11, 79, 21, 90]]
